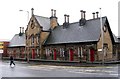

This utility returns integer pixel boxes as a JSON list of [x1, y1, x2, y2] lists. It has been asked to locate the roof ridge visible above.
[[87, 16, 107, 21], [60, 16, 107, 26], [34, 15, 50, 19], [15, 33, 25, 35]]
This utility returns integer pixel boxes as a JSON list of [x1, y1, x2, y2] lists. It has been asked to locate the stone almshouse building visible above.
[[24, 8, 119, 62], [25, 8, 58, 59], [7, 27, 26, 59]]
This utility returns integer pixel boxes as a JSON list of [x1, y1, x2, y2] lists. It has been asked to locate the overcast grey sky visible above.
[[0, 0, 119, 40]]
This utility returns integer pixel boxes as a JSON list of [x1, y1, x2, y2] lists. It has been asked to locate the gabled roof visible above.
[[8, 33, 25, 47], [34, 15, 50, 30], [44, 17, 111, 45], [113, 34, 120, 43], [115, 37, 119, 43]]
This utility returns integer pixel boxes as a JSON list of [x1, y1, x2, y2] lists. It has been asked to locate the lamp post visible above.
[[100, 8, 104, 65], [19, 10, 29, 23], [19, 10, 29, 63]]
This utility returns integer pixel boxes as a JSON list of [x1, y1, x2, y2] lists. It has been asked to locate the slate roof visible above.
[[113, 34, 120, 43], [44, 17, 111, 45], [34, 15, 51, 30], [8, 33, 25, 47], [117, 36, 120, 43]]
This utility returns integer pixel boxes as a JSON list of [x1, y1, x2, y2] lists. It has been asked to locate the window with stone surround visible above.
[[60, 48, 64, 57], [31, 20, 34, 29], [31, 35, 34, 46], [103, 43, 108, 56]]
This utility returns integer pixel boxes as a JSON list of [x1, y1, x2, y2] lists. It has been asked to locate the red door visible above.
[[69, 49, 73, 61], [90, 49, 94, 62], [32, 49, 35, 59], [54, 49, 57, 60]]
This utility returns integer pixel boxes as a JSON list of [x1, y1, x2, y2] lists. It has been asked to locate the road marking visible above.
[[28, 65, 117, 69], [0, 64, 6, 67], [110, 74, 118, 76], [27, 65, 118, 76], [9, 64, 117, 76], [67, 69, 117, 74], [68, 70, 118, 76]]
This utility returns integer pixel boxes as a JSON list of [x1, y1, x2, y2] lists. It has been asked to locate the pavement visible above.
[[23, 58, 120, 64], [2, 58, 118, 68], [0, 59, 119, 79]]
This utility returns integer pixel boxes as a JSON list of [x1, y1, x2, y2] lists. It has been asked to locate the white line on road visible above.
[[68, 70, 118, 77]]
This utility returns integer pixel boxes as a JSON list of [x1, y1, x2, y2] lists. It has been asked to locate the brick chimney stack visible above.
[[63, 14, 69, 29], [50, 9, 58, 29], [79, 10, 86, 26]]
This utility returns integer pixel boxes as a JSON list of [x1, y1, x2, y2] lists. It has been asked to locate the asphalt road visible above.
[[0, 60, 119, 79]]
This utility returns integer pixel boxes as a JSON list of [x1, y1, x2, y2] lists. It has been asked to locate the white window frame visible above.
[[81, 47, 83, 57], [78, 47, 80, 57]]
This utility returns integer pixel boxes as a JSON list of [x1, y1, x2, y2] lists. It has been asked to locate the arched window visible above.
[[31, 35, 34, 46], [31, 20, 34, 29]]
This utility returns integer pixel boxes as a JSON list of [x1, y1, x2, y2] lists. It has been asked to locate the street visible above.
[[0, 60, 119, 78]]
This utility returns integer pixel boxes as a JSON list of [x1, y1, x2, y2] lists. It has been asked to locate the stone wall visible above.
[[97, 25, 113, 61]]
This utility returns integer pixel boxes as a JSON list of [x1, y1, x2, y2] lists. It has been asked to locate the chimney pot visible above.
[[67, 15, 69, 23], [20, 27, 22, 33], [22, 27, 24, 33], [54, 10, 56, 17], [80, 10, 83, 19], [19, 27, 22, 36], [51, 9, 54, 17], [80, 10, 83, 12], [31, 8, 34, 16], [83, 11, 86, 13], [64, 14, 67, 23], [92, 12, 95, 19], [96, 12, 99, 18], [83, 11, 86, 19]]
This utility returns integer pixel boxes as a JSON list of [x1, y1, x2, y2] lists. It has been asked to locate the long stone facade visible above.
[[7, 8, 120, 63], [44, 43, 97, 62]]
